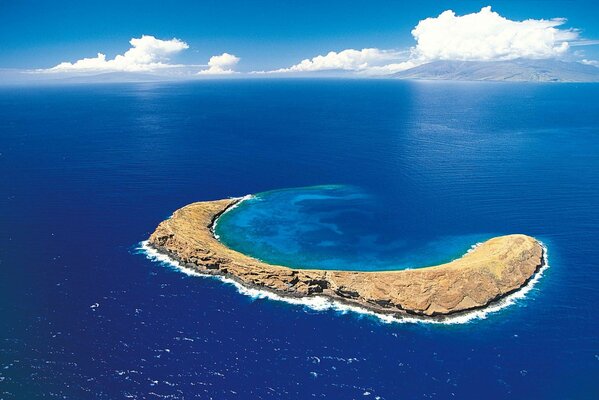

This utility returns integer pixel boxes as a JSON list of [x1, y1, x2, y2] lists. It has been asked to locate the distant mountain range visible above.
[[0, 70, 190, 85], [55, 71, 173, 83], [2, 59, 598, 84], [393, 59, 599, 82]]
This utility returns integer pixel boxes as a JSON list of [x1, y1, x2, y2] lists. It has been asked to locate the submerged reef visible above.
[[148, 198, 545, 317]]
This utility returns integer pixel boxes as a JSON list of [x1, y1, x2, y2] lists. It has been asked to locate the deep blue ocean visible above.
[[1, 80, 598, 399]]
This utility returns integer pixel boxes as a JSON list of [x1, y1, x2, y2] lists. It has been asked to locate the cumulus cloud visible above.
[[268, 6, 582, 75], [362, 60, 421, 75], [45, 35, 189, 73], [198, 53, 240, 75], [270, 48, 404, 73], [411, 6, 578, 62]]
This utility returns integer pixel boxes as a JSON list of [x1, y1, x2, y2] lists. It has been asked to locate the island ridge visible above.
[[148, 198, 545, 317]]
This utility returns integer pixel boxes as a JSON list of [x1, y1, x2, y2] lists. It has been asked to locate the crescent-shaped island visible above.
[[148, 197, 545, 317]]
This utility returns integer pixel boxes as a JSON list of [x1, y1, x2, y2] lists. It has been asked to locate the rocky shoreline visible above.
[[148, 197, 545, 317]]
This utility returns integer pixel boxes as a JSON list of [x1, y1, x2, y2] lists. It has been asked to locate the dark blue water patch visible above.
[[215, 185, 494, 271], [0, 80, 598, 399]]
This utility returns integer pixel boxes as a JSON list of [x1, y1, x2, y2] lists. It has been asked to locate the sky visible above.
[[0, 0, 598, 77]]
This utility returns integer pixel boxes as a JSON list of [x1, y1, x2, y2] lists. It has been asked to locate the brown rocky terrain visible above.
[[148, 198, 545, 317]]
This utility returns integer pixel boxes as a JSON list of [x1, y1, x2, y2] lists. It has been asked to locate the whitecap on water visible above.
[[136, 240, 549, 325]]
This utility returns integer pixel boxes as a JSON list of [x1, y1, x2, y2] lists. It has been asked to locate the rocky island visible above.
[[148, 198, 545, 317]]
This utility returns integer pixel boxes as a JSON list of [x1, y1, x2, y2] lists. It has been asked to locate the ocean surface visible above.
[[0, 79, 598, 399]]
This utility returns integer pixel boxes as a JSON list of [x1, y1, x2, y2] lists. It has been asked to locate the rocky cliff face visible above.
[[148, 198, 544, 317]]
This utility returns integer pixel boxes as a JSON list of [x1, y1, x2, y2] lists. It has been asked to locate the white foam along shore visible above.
[[137, 239, 549, 325]]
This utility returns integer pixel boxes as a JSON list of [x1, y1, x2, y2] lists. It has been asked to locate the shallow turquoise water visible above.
[[216, 185, 493, 271]]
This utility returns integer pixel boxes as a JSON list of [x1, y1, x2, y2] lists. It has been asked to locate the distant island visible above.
[[393, 59, 599, 82], [148, 197, 545, 317], [5, 59, 598, 85]]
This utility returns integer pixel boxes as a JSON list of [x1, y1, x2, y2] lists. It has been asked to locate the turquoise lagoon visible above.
[[215, 185, 493, 271]]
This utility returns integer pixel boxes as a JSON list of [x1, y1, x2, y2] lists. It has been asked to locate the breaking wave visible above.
[[136, 240, 549, 325]]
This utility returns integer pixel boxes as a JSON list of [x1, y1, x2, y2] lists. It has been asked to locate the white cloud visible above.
[[360, 60, 421, 75], [411, 6, 578, 62], [270, 48, 404, 73], [570, 39, 599, 47], [581, 59, 599, 67], [45, 35, 189, 73], [198, 53, 240, 75], [35, 7, 590, 79], [268, 6, 582, 76]]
